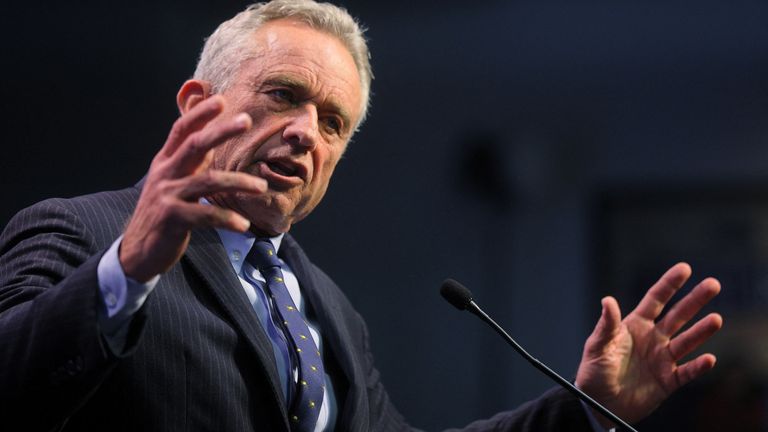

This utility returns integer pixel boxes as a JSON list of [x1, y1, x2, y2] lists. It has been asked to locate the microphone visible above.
[[440, 279, 638, 432]]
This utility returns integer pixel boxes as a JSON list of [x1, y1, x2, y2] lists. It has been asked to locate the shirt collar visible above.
[[215, 228, 284, 275], [202, 199, 284, 274]]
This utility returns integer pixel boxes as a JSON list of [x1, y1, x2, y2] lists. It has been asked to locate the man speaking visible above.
[[0, 0, 722, 430]]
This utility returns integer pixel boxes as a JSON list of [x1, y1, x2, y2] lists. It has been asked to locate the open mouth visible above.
[[256, 158, 307, 186], [266, 160, 297, 177]]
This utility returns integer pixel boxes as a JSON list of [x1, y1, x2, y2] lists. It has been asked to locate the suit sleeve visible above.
[[0, 199, 145, 430], [443, 387, 596, 432]]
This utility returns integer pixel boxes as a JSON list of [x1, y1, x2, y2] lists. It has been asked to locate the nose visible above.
[[282, 104, 319, 152]]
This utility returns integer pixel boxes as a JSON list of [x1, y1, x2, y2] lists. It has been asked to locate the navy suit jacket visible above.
[[0, 184, 594, 431]]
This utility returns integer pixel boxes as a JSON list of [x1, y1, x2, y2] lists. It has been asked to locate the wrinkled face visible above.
[[210, 19, 362, 236]]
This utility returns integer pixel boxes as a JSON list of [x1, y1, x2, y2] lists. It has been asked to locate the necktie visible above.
[[247, 240, 325, 431]]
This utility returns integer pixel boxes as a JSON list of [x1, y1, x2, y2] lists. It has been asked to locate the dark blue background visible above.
[[2, 1, 767, 430]]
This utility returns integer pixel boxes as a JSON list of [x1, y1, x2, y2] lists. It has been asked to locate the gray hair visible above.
[[193, 0, 373, 127]]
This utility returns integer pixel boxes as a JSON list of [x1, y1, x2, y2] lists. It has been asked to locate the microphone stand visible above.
[[465, 298, 639, 432]]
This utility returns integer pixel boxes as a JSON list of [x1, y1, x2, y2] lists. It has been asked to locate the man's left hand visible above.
[[574, 262, 723, 426]]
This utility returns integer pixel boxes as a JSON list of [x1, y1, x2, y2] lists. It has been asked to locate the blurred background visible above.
[[2, 1, 768, 430]]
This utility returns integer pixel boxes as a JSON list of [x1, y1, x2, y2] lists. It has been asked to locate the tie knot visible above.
[[247, 240, 281, 271]]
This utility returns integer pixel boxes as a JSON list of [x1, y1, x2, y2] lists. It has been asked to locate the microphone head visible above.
[[440, 279, 474, 310]]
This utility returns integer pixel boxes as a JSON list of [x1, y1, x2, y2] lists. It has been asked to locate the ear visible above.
[[176, 80, 213, 114]]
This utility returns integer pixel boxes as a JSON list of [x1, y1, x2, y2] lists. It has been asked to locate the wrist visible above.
[[118, 241, 154, 283]]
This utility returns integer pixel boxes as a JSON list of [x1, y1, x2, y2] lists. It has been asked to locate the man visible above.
[[0, 1, 722, 431]]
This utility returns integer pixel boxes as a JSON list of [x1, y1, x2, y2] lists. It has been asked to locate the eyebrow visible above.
[[261, 76, 354, 134]]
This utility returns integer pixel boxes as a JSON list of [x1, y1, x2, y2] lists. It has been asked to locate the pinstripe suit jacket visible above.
[[0, 184, 594, 431]]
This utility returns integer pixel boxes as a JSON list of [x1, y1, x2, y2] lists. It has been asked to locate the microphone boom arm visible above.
[[464, 299, 639, 432]]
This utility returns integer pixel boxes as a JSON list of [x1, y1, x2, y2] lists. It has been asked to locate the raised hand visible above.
[[575, 262, 723, 426], [120, 95, 267, 282]]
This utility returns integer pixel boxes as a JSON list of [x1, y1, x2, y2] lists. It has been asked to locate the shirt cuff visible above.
[[97, 235, 159, 350]]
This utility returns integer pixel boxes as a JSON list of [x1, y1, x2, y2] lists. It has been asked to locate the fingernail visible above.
[[235, 113, 251, 128], [208, 95, 224, 110]]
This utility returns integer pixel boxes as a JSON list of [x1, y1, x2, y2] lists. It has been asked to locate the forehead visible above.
[[242, 19, 362, 121]]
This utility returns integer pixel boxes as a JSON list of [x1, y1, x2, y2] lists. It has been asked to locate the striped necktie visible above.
[[247, 240, 325, 431]]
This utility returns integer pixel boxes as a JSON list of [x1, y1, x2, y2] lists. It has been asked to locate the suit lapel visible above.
[[183, 228, 290, 430], [280, 235, 368, 432]]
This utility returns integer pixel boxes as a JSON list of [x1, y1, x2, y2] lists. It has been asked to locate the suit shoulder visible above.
[[43, 187, 139, 218], [16, 186, 138, 220], [2, 186, 140, 249]]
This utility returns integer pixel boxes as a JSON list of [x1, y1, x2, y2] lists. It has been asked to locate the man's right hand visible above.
[[120, 95, 266, 282]]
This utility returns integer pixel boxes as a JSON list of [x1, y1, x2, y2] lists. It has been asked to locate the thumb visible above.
[[584, 296, 623, 357]]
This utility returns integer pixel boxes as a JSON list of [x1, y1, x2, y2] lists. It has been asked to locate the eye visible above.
[[267, 89, 295, 104], [322, 116, 343, 135]]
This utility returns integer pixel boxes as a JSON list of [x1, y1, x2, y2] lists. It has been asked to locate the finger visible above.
[[166, 112, 252, 177], [171, 200, 252, 233], [174, 170, 267, 201], [668, 312, 722, 361], [657, 277, 720, 336], [633, 262, 692, 321], [161, 95, 226, 157], [583, 296, 623, 357], [673, 353, 717, 388]]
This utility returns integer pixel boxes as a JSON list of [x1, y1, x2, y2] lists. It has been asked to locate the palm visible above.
[[575, 263, 722, 424]]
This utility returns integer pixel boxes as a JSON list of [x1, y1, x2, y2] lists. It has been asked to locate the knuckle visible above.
[[218, 172, 237, 188], [150, 152, 165, 166], [157, 196, 172, 211], [155, 179, 175, 195], [185, 133, 203, 152], [205, 207, 224, 225], [200, 170, 218, 188], [159, 196, 179, 216], [168, 118, 186, 141]]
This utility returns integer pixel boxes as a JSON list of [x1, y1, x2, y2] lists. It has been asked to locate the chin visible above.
[[249, 205, 299, 235], [236, 190, 318, 234], [243, 210, 292, 236]]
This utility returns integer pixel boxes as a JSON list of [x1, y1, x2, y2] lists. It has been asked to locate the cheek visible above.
[[247, 103, 284, 132], [210, 138, 244, 170], [211, 126, 272, 171], [313, 151, 342, 186]]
